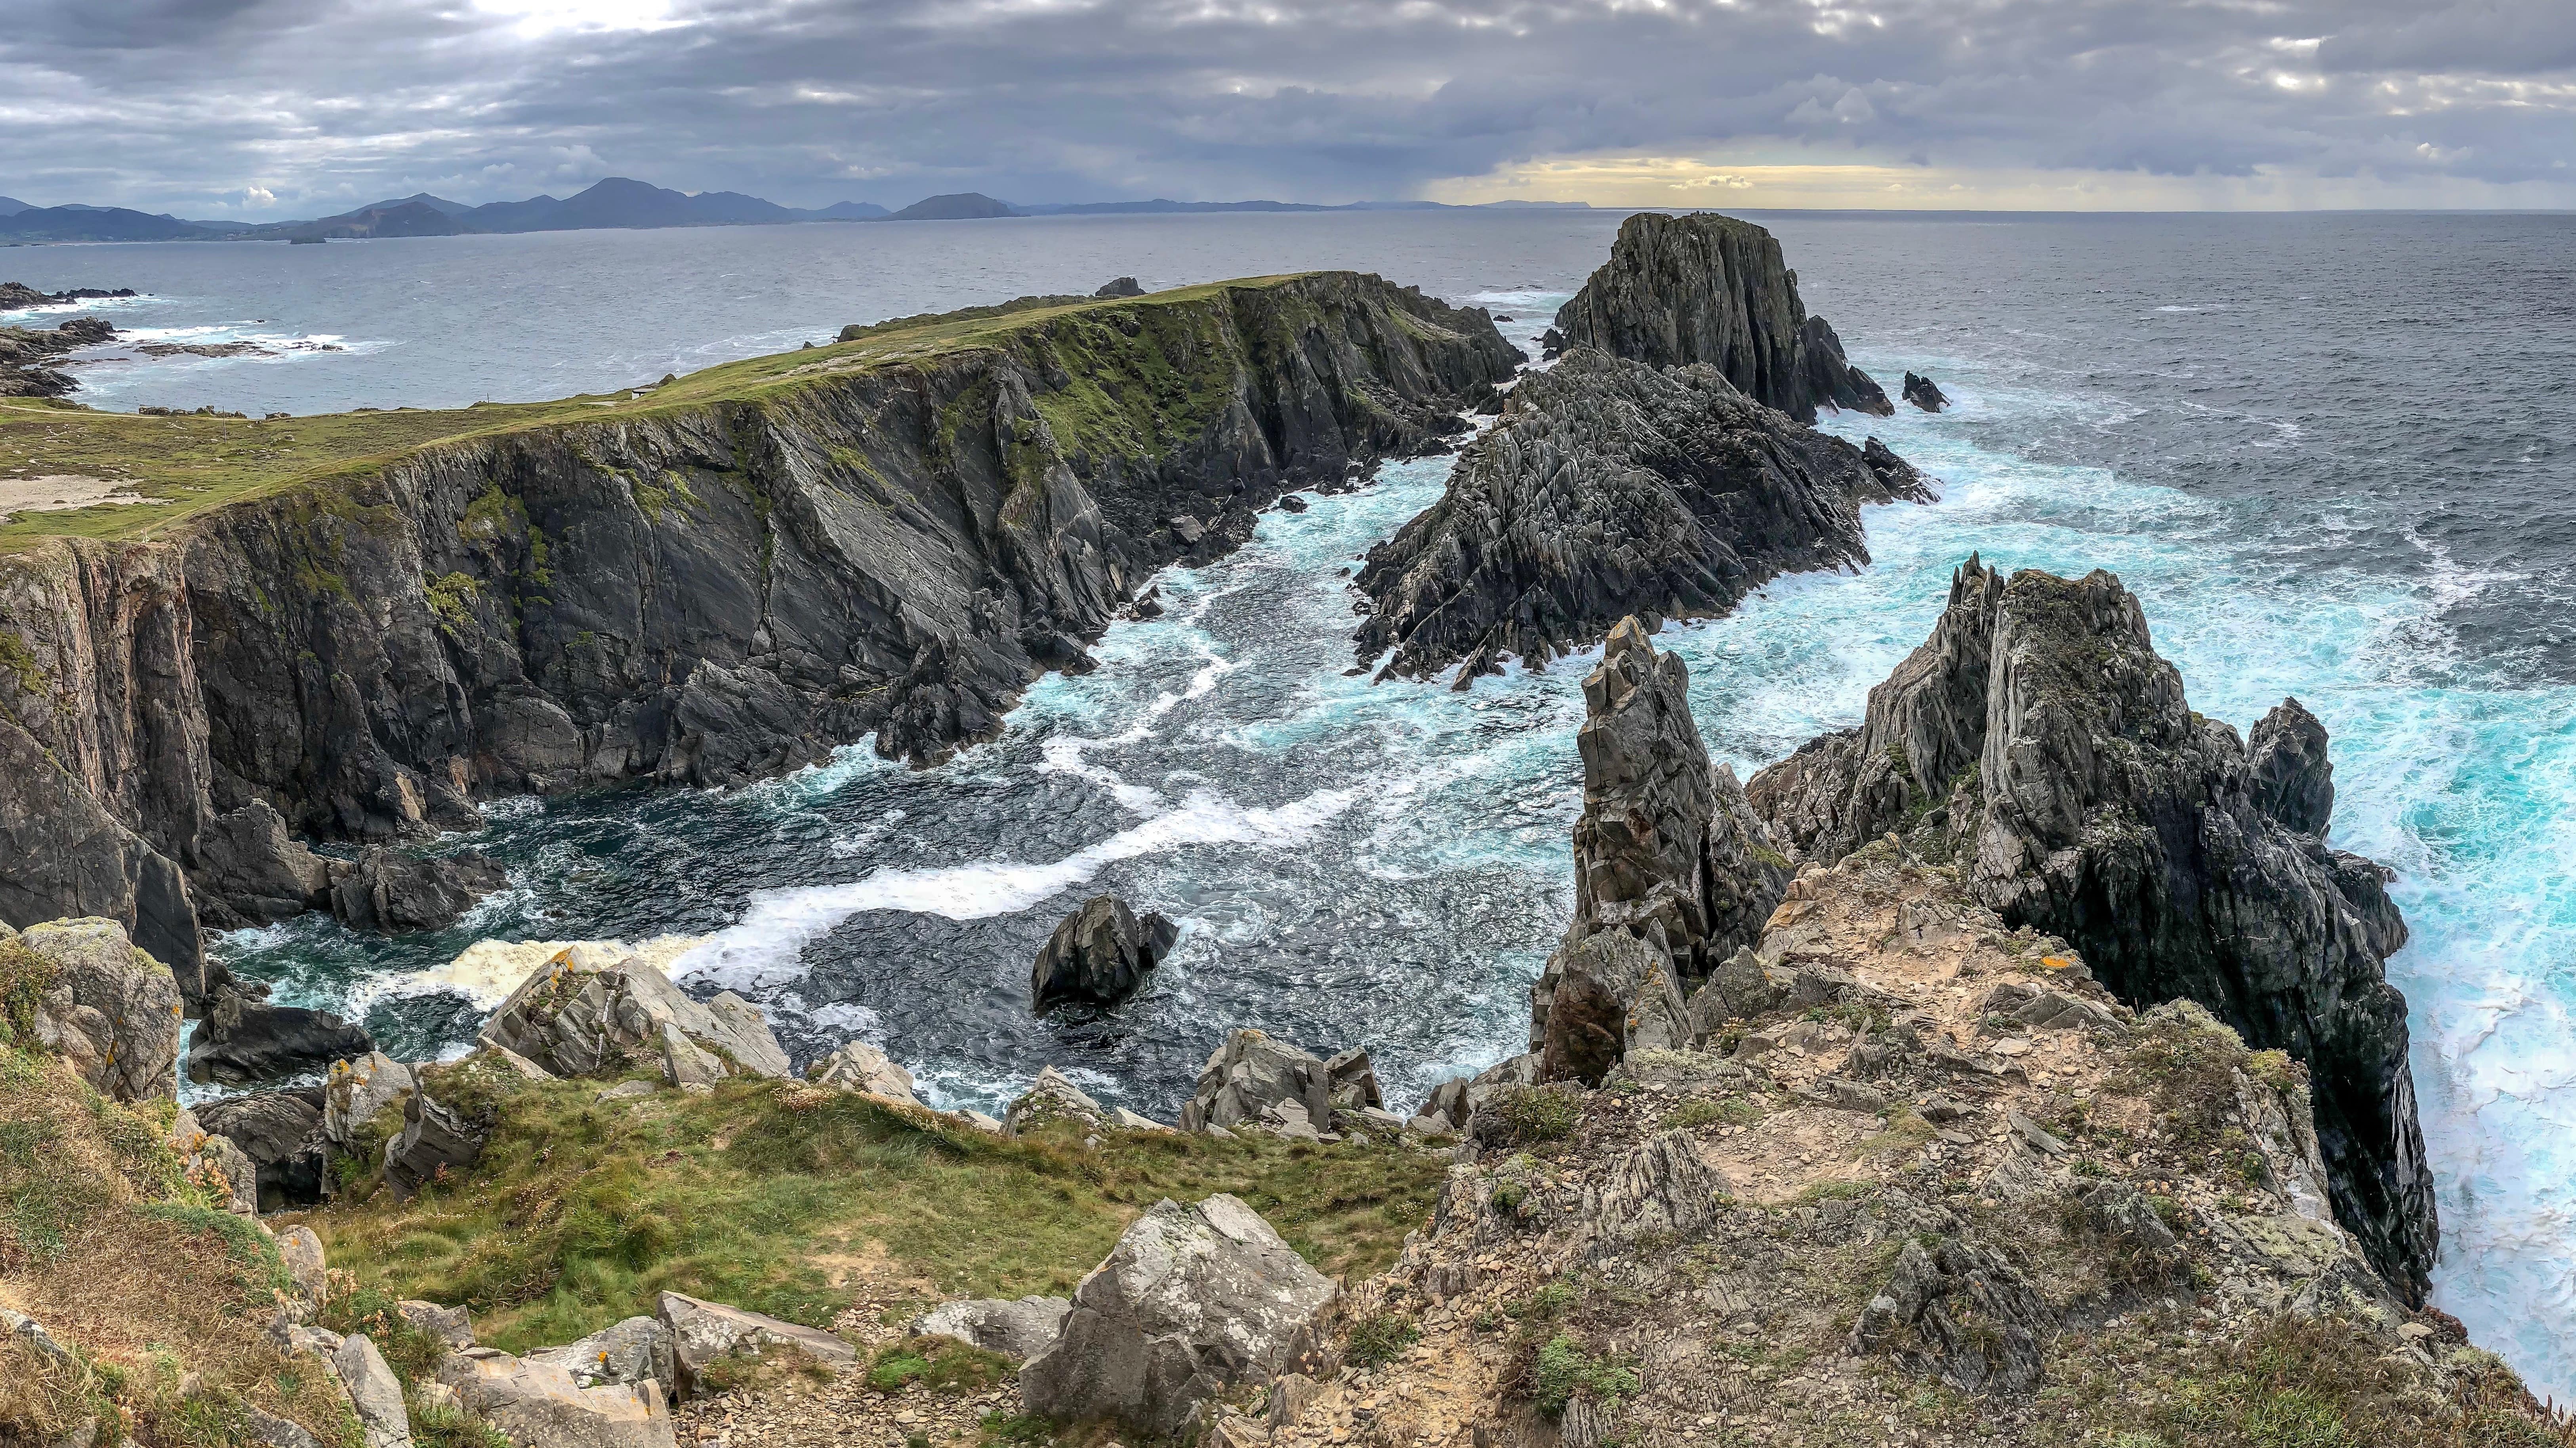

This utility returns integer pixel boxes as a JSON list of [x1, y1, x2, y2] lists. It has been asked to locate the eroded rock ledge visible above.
[[1747, 559, 2438, 1302]]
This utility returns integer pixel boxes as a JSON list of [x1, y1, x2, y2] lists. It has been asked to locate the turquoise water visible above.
[[172, 213, 2576, 1396]]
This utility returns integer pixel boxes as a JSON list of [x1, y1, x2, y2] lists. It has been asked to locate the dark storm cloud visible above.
[[2, 0, 2570, 214]]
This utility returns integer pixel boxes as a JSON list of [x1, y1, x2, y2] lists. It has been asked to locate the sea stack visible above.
[[1747, 557, 2439, 1303], [1903, 371, 1949, 411]]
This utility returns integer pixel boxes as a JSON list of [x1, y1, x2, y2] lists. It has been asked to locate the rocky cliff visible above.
[[1547, 211, 1893, 423], [1354, 349, 1928, 681], [0, 273, 1520, 986], [1747, 559, 2439, 1303]]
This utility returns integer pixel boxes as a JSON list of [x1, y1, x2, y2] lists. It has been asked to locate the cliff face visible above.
[[1354, 349, 1928, 681], [0, 273, 1520, 978], [1548, 211, 1893, 423], [1747, 560, 2439, 1303]]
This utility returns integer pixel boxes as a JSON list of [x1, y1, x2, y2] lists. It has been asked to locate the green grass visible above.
[[865, 1337, 1015, 1395], [1482, 1086, 1582, 1146], [0, 276, 1314, 554], [1529, 1334, 1638, 1417], [310, 1065, 1447, 1356], [1342, 1311, 1421, 1368]]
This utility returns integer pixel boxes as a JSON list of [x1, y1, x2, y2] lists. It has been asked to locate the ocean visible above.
[[13, 209, 2574, 1395]]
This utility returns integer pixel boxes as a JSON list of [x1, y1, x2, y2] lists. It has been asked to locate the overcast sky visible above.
[[6, 0, 2572, 217]]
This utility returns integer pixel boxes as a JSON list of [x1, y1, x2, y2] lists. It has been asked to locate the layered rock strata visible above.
[[1354, 350, 1930, 682], [1546, 210, 1891, 423], [0, 273, 1518, 993], [1746, 558, 2437, 1301]]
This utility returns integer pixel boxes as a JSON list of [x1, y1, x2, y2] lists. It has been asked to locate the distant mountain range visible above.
[[0, 177, 1588, 244]]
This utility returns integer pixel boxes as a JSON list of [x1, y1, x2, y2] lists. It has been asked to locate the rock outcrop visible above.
[[477, 945, 790, 1085], [804, 1041, 919, 1103], [0, 274, 1520, 971], [186, 988, 377, 1086], [0, 314, 116, 397], [1902, 371, 1949, 412], [1029, 895, 1180, 1010], [197, 1090, 329, 1208], [1094, 277, 1147, 298], [1746, 560, 2437, 1301], [439, 1347, 680, 1448], [328, 848, 508, 933], [1548, 210, 1889, 423], [384, 1087, 489, 1201], [529, 1317, 677, 1391], [322, 1050, 418, 1151], [912, 1296, 1072, 1360], [1353, 351, 1930, 682], [656, 1292, 857, 1400], [1177, 1029, 1381, 1136], [1020, 1195, 1336, 1437], [5, 916, 183, 1101]]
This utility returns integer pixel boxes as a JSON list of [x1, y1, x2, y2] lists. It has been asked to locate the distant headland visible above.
[[0, 176, 1590, 244]]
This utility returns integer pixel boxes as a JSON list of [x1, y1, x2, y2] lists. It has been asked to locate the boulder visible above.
[[477, 946, 790, 1085], [1534, 929, 1687, 1088], [1019, 1195, 1336, 1437], [11, 916, 185, 1101], [1004, 1066, 1109, 1136], [186, 987, 376, 1087], [1176, 1030, 1336, 1134], [169, 1106, 261, 1214], [397, 1300, 475, 1350], [384, 1089, 488, 1202], [911, 1296, 1073, 1360], [804, 1042, 919, 1104], [323, 1051, 417, 1151], [332, 1334, 415, 1448], [529, 1316, 676, 1391], [655, 1292, 857, 1400], [1322, 1048, 1382, 1111], [197, 1091, 329, 1208], [1030, 895, 1180, 1011], [329, 848, 508, 934], [277, 1225, 329, 1304], [1409, 1076, 1469, 1133], [1095, 277, 1147, 298], [191, 800, 335, 927], [439, 1348, 679, 1448], [1901, 371, 1949, 412]]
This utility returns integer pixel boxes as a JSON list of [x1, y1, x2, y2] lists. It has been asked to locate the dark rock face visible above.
[[1353, 350, 1932, 682], [1747, 561, 2437, 1302], [1029, 894, 1179, 1010], [385, 1088, 488, 1201], [1902, 372, 1949, 412], [186, 988, 377, 1087], [191, 800, 335, 928], [2248, 696, 2334, 836], [0, 273, 1519, 960], [196, 1090, 328, 1209], [0, 312, 118, 397], [1094, 277, 1146, 298], [1549, 210, 1888, 423], [328, 847, 507, 933], [1529, 619, 1787, 1085]]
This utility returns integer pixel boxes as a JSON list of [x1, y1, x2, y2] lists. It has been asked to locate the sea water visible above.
[[21, 210, 2572, 1395]]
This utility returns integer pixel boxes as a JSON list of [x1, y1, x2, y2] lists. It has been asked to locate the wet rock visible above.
[[328, 848, 507, 934], [198, 1091, 329, 1208], [477, 946, 789, 1085], [12, 916, 184, 1101], [1902, 371, 1949, 412], [1548, 210, 1885, 422], [191, 801, 334, 926], [656, 1291, 856, 1400], [1019, 1195, 1336, 1437], [187, 987, 376, 1088], [1177, 1029, 1339, 1134], [1353, 352, 1930, 681], [805, 1041, 919, 1103], [439, 1348, 680, 1448], [384, 1088, 488, 1201], [1850, 1237, 2053, 1394], [912, 1296, 1073, 1360], [529, 1316, 676, 1391], [1750, 559, 2437, 1302], [1029, 895, 1180, 1010]]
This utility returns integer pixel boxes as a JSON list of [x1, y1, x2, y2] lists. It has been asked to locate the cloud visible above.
[[0, 0, 2570, 213]]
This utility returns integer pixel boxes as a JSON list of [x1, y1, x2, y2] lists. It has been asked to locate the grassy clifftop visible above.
[[0, 275, 1342, 554]]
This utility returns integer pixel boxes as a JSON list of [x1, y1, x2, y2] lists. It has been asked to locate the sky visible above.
[[4, 0, 2572, 218]]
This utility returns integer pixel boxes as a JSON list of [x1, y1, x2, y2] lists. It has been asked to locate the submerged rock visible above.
[[1353, 350, 1929, 681], [1019, 1195, 1335, 1437], [1548, 210, 1889, 422], [1029, 895, 1180, 1010], [1747, 559, 2437, 1301]]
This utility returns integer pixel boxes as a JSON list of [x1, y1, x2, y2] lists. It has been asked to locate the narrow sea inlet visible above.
[[137, 211, 2576, 1399]]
